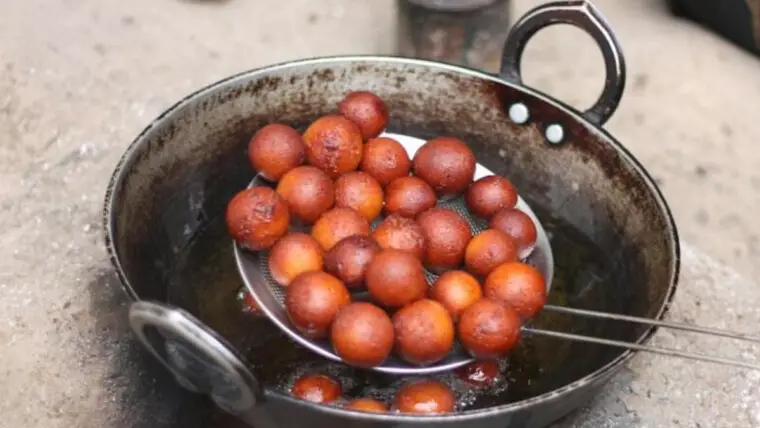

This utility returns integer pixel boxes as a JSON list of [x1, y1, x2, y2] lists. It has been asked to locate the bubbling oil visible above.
[[167, 205, 617, 412]]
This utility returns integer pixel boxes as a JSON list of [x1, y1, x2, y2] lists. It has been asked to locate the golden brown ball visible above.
[[276, 165, 334, 225], [394, 380, 455, 415], [412, 137, 476, 198], [338, 91, 389, 141], [455, 360, 501, 388], [267, 233, 324, 287], [285, 271, 351, 339], [392, 299, 454, 365], [457, 299, 521, 359], [247, 123, 305, 182], [302, 115, 364, 179], [384, 176, 437, 218], [291, 372, 342, 404], [465, 175, 518, 219], [324, 235, 381, 288], [483, 262, 546, 320], [365, 249, 428, 308], [371, 214, 426, 260], [489, 208, 538, 256], [331, 302, 394, 368], [334, 171, 384, 222], [360, 137, 411, 187], [430, 270, 482, 320], [417, 207, 472, 273], [344, 398, 389, 413], [226, 186, 290, 251], [464, 229, 518, 278], [311, 207, 371, 250]]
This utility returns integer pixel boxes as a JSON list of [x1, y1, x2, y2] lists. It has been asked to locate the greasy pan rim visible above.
[[103, 55, 681, 423]]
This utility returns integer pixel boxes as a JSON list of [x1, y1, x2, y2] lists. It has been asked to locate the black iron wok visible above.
[[103, 1, 680, 427]]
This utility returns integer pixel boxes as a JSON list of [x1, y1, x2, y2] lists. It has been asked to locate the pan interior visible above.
[[108, 57, 678, 414]]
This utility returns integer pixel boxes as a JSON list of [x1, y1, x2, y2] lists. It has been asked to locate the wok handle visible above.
[[499, 0, 626, 126], [128, 301, 267, 422]]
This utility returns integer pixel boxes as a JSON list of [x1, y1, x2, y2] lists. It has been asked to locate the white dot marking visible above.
[[508, 103, 530, 124], [545, 124, 565, 144]]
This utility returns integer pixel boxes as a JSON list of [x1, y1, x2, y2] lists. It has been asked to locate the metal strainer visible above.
[[233, 132, 554, 375]]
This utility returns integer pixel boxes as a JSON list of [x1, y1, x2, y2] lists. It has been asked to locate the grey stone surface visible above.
[[0, 0, 759, 427]]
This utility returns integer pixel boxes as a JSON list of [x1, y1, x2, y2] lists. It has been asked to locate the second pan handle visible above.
[[499, 0, 626, 126]]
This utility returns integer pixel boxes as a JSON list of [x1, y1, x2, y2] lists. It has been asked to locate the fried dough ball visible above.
[[384, 176, 437, 218], [291, 372, 342, 404], [394, 380, 455, 414], [331, 302, 394, 367], [392, 299, 455, 365], [276, 165, 334, 225], [311, 207, 371, 250], [267, 233, 324, 287], [489, 208, 538, 256], [303, 115, 364, 178], [338, 91, 389, 140], [344, 398, 389, 413], [464, 229, 518, 278], [412, 137, 476, 198], [455, 360, 501, 388], [226, 187, 290, 251], [324, 235, 381, 288], [465, 175, 518, 219], [284, 271, 351, 339], [247, 123, 305, 181], [430, 270, 482, 320], [334, 171, 384, 222], [365, 249, 428, 308], [360, 137, 411, 187], [417, 207, 472, 273], [371, 214, 426, 260], [483, 262, 546, 320], [457, 299, 521, 359]]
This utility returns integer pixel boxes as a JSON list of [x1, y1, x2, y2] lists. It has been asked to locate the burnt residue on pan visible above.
[[105, 57, 678, 420]]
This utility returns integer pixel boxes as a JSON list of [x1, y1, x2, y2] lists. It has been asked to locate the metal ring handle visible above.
[[499, 0, 626, 126], [129, 301, 262, 416]]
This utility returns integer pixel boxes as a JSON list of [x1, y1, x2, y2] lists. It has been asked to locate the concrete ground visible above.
[[1, 0, 760, 427]]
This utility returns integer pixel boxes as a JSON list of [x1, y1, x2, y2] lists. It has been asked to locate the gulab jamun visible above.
[[489, 208, 538, 257], [302, 115, 364, 178], [276, 165, 334, 225], [285, 271, 351, 339], [311, 207, 371, 250], [464, 229, 518, 278], [417, 207, 472, 273], [483, 262, 546, 320], [237, 287, 265, 318], [365, 249, 428, 308], [331, 302, 394, 367], [395, 380, 455, 414], [371, 214, 426, 260], [384, 176, 437, 218], [458, 299, 521, 359], [324, 235, 381, 288], [338, 91, 389, 141], [455, 360, 501, 388], [291, 372, 342, 404], [412, 137, 476, 198], [226, 187, 290, 251], [247, 123, 305, 182], [360, 137, 411, 187], [392, 299, 454, 365], [268, 233, 324, 287], [344, 398, 389, 413], [334, 171, 384, 222], [465, 175, 518, 219], [430, 270, 482, 320]]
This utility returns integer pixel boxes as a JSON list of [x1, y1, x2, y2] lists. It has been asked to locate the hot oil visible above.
[[167, 204, 616, 412]]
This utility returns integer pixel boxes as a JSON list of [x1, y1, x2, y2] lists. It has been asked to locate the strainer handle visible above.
[[499, 0, 626, 126], [128, 301, 270, 425]]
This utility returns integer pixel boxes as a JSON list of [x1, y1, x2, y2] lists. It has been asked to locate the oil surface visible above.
[[167, 205, 621, 411]]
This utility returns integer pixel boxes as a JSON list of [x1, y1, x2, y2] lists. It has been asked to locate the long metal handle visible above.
[[522, 305, 760, 371]]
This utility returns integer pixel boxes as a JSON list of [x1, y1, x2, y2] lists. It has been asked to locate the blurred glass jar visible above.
[[396, 0, 512, 73]]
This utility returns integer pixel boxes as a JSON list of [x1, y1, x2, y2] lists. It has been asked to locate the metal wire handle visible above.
[[523, 305, 760, 370]]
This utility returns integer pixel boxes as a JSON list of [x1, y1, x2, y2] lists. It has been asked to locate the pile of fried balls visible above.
[[227, 90, 547, 380]]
